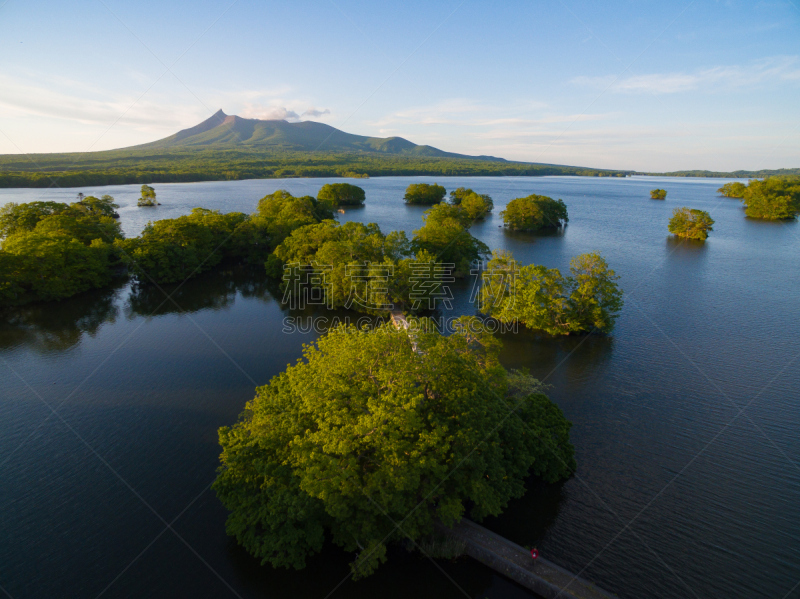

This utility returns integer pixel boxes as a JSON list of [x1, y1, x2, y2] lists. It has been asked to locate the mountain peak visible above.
[[134, 111, 505, 162]]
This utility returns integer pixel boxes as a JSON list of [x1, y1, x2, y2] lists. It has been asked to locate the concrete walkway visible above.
[[441, 519, 616, 599]]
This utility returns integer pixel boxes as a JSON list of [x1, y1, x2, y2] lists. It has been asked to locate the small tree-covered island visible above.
[[650, 189, 667, 200], [137, 184, 159, 206], [500, 194, 569, 231], [316, 182, 366, 207], [668, 207, 715, 241], [212, 319, 576, 578], [403, 183, 447, 205]]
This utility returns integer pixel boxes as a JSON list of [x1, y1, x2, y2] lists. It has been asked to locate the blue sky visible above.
[[0, 0, 798, 171]]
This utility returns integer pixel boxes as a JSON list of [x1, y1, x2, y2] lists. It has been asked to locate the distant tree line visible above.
[[0, 148, 632, 189]]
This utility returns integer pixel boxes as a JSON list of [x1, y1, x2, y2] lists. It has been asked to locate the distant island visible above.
[[640, 168, 800, 178], [0, 110, 631, 188]]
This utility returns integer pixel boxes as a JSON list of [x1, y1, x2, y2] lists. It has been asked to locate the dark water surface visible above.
[[1, 176, 799, 599]]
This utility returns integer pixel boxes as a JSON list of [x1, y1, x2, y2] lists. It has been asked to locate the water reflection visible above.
[[665, 236, 709, 255], [0, 282, 124, 353], [497, 326, 615, 383], [483, 478, 568, 547], [502, 226, 568, 243], [125, 265, 278, 317]]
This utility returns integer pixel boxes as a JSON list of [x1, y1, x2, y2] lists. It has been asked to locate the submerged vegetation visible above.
[[668, 207, 715, 241], [212, 320, 575, 578]]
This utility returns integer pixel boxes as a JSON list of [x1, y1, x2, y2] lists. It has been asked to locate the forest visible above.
[[0, 148, 631, 188]]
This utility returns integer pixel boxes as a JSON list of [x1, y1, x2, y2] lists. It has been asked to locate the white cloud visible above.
[[572, 56, 800, 94], [0, 73, 206, 129], [367, 99, 613, 132], [240, 103, 331, 122]]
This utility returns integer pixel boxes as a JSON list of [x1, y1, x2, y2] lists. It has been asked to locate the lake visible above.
[[1, 176, 798, 599]]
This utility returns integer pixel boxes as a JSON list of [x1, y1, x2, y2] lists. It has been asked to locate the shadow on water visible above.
[[501, 226, 567, 243], [0, 280, 126, 353], [124, 264, 279, 317], [665, 235, 709, 256], [496, 325, 615, 384], [482, 478, 568, 549]]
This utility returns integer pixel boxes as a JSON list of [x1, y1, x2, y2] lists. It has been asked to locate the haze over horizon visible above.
[[1, 0, 798, 172]]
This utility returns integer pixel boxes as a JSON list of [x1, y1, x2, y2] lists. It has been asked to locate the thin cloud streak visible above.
[[572, 56, 800, 94]]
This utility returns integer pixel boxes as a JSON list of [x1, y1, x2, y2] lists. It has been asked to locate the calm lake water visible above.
[[1, 176, 799, 599]]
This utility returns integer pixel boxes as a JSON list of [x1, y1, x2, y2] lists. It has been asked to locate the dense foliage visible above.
[[740, 176, 800, 220], [273, 220, 445, 312], [0, 148, 632, 189], [500, 194, 569, 231], [717, 182, 747, 198], [212, 320, 575, 578], [138, 185, 159, 207], [668, 207, 715, 240], [650, 189, 667, 200], [412, 203, 490, 275], [449, 187, 494, 220], [116, 208, 248, 284], [403, 183, 447, 205], [479, 250, 623, 335], [317, 183, 366, 206], [0, 196, 123, 305]]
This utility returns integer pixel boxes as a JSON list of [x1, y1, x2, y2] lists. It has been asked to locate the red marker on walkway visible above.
[[530, 547, 539, 565]]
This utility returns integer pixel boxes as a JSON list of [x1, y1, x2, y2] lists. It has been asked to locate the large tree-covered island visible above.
[[740, 176, 800, 220], [212, 320, 575, 578]]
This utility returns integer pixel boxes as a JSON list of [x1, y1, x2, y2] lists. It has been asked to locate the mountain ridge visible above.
[[133, 109, 507, 162]]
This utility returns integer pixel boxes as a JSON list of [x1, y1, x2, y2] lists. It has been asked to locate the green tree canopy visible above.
[[717, 182, 747, 198], [412, 204, 490, 274], [459, 191, 494, 220], [0, 198, 125, 306], [668, 207, 715, 240], [403, 183, 446, 205], [138, 185, 159, 207], [72, 194, 119, 218], [740, 176, 800, 220], [500, 195, 569, 231], [33, 210, 123, 245], [479, 250, 623, 335], [116, 208, 247, 284], [449, 187, 494, 215], [650, 189, 667, 200], [273, 220, 447, 312], [1, 232, 113, 304], [0, 201, 69, 238], [317, 183, 366, 206], [212, 320, 575, 578], [256, 189, 335, 242]]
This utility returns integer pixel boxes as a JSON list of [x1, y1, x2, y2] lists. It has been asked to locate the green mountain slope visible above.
[[134, 109, 505, 161], [0, 110, 633, 188]]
